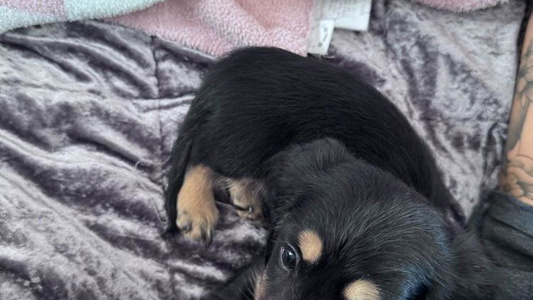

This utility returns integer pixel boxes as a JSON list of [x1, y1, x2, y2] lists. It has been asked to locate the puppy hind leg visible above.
[[176, 164, 219, 243], [226, 178, 264, 221]]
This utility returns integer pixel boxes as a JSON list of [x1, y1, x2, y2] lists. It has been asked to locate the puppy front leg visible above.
[[176, 164, 219, 243], [205, 262, 265, 300]]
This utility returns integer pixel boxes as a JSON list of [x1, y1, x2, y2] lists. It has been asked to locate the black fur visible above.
[[165, 47, 493, 299]]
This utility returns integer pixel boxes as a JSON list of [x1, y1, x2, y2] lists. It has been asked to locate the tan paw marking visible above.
[[227, 178, 263, 221], [343, 280, 380, 300], [298, 230, 323, 264], [177, 165, 219, 243]]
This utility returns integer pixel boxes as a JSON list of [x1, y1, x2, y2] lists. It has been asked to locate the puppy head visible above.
[[259, 139, 490, 300]]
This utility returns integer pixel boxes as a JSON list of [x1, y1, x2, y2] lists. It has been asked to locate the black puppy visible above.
[[165, 47, 492, 299]]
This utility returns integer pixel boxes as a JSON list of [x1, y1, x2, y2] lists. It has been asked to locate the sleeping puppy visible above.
[[165, 47, 493, 299]]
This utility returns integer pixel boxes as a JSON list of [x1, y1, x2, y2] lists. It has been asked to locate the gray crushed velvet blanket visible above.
[[0, 1, 527, 299]]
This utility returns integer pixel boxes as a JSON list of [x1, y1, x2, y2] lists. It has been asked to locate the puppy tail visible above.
[[164, 131, 193, 234]]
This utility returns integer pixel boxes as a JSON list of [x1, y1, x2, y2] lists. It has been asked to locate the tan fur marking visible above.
[[227, 178, 263, 221], [298, 230, 323, 263], [343, 280, 380, 300], [254, 271, 267, 300], [176, 165, 219, 241]]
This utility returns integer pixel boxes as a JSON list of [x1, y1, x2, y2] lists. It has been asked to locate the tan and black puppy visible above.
[[165, 47, 493, 299]]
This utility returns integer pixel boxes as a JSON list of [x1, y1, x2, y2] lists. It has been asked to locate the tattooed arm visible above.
[[499, 13, 533, 206]]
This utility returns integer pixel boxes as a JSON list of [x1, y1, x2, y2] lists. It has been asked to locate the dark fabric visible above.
[[479, 192, 533, 299], [0, 1, 528, 299]]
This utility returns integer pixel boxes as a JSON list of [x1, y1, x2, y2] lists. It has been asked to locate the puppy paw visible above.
[[227, 178, 263, 221], [177, 198, 219, 243], [176, 165, 219, 244]]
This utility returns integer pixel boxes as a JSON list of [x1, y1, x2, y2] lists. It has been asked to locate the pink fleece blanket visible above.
[[110, 0, 313, 57], [109, 0, 508, 57], [0, 0, 509, 57]]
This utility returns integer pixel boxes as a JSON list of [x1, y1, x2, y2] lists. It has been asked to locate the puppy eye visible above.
[[280, 244, 299, 271]]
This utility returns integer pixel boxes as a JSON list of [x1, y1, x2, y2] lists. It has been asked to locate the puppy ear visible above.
[[266, 138, 353, 198], [262, 138, 354, 262], [448, 231, 495, 299]]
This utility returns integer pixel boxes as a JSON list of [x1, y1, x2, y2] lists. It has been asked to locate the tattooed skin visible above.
[[499, 40, 533, 205]]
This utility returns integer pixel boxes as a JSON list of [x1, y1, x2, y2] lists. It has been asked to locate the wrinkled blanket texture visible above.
[[0, 1, 528, 299]]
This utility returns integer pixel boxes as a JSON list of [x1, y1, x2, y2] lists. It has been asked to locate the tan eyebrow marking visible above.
[[343, 279, 380, 300], [298, 230, 323, 263]]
